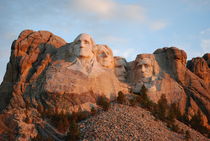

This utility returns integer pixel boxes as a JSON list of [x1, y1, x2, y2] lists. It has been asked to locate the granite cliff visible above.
[[0, 30, 209, 140]]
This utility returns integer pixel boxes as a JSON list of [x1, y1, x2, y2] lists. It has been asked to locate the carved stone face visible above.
[[73, 33, 94, 58], [114, 57, 127, 81], [136, 58, 153, 78], [96, 45, 114, 69]]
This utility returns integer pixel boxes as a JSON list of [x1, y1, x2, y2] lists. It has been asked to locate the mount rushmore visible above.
[[0, 30, 209, 140]]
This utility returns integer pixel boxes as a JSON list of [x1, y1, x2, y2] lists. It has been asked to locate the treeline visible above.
[[116, 85, 210, 138]]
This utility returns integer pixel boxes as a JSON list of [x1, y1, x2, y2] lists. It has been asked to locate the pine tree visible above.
[[66, 120, 80, 141]]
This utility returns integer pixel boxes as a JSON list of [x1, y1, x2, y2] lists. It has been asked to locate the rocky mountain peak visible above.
[[0, 30, 209, 140]]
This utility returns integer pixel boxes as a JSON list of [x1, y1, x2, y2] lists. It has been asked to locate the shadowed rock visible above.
[[0, 31, 209, 140]]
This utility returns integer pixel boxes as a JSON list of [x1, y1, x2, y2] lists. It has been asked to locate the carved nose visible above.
[[141, 66, 146, 72], [80, 42, 86, 48]]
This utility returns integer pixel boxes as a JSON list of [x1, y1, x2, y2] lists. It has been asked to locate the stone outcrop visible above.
[[203, 53, 210, 67], [114, 56, 128, 82], [128, 54, 186, 114], [187, 57, 210, 89], [1, 32, 126, 114], [0, 31, 209, 140], [0, 30, 66, 111], [154, 47, 210, 128]]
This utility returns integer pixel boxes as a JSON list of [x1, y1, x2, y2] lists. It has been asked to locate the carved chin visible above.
[[141, 73, 152, 78], [79, 50, 93, 58]]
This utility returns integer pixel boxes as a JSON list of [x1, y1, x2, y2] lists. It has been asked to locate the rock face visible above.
[[0, 30, 66, 111], [0, 31, 209, 140], [114, 56, 128, 82], [187, 57, 210, 89], [154, 47, 210, 128], [1, 32, 125, 114], [203, 53, 210, 67], [128, 54, 186, 114]]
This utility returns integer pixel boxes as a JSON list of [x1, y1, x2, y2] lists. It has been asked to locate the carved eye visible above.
[[84, 40, 89, 44], [144, 64, 149, 68], [99, 52, 106, 57]]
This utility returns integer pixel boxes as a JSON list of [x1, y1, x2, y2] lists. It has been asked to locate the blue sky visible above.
[[0, 0, 210, 83]]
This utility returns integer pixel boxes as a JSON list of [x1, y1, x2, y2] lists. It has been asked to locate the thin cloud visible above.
[[201, 39, 210, 53], [69, 0, 145, 22], [200, 28, 210, 35], [150, 21, 168, 31], [181, 0, 210, 10]]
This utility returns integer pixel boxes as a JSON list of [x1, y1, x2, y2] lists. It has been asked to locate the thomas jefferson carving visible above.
[[114, 57, 127, 82], [96, 44, 114, 69]]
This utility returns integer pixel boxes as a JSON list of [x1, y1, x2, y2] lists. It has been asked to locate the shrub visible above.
[[189, 111, 209, 136], [129, 97, 138, 106], [31, 134, 54, 141], [117, 91, 126, 104], [152, 94, 168, 121], [91, 106, 97, 116], [76, 111, 91, 122], [167, 123, 180, 133], [167, 103, 180, 123], [66, 120, 80, 141], [96, 96, 110, 111], [136, 85, 154, 109]]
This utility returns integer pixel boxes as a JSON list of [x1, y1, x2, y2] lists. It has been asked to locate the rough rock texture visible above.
[[79, 103, 208, 141], [114, 56, 128, 82], [128, 54, 186, 114], [203, 53, 210, 67], [0, 30, 66, 111], [154, 47, 210, 128], [0, 32, 125, 114], [0, 31, 209, 140], [187, 57, 210, 89]]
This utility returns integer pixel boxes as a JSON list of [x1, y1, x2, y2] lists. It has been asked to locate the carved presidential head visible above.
[[72, 33, 96, 59], [96, 44, 114, 69], [114, 57, 127, 81], [134, 54, 159, 79]]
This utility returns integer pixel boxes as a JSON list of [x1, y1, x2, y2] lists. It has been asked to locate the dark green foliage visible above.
[[48, 113, 70, 133], [96, 96, 110, 111], [31, 134, 54, 141], [137, 85, 154, 109], [69, 111, 91, 122], [117, 91, 126, 104], [140, 84, 147, 96], [156, 94, 168, 121], [177, 111, 210, 137], [167, 122, 180, 133], [76, 111, 91, 122], [189, 111, 209, 136], [91, 106, 97, 116], [178, 113, 190, 125], [129, 97, 138, 106], [167, 103, 181, 123], [66, 120, 80, 141]]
